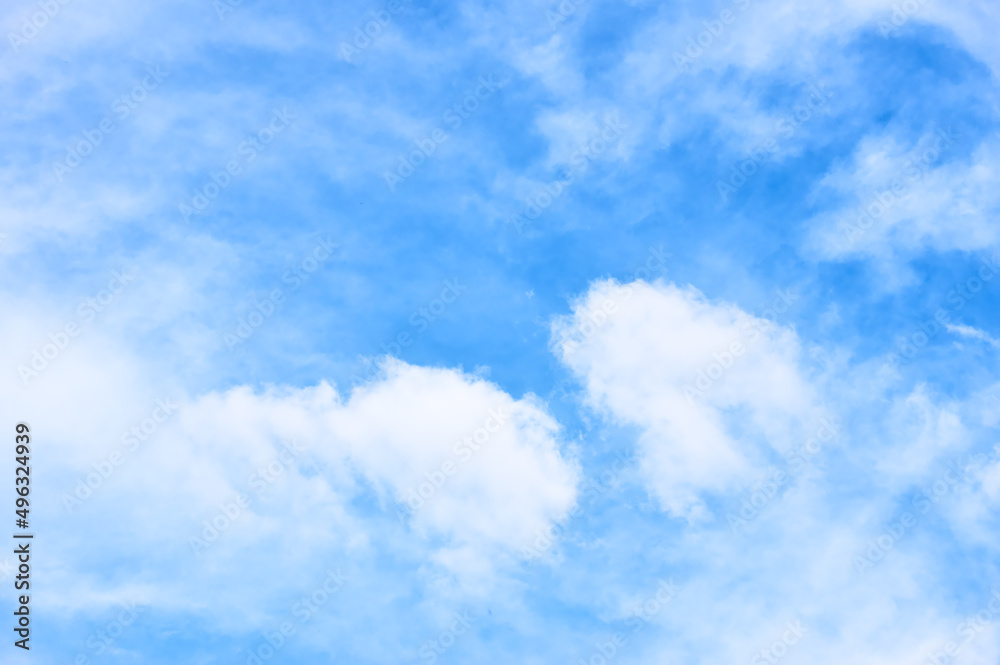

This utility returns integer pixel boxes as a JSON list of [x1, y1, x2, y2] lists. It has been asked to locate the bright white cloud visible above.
[[552, 279, 824, 518], [156, 359, 578, 581]]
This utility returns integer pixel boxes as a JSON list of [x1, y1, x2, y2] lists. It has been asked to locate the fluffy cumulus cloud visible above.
[[552, 279, 825, 518], [74, 361, 575, 589], [176, 360, 578, 566], [5, 355, 579, 657]]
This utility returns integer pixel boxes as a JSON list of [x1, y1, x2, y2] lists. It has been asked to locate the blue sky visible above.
[[2, 0, 1000, 663]]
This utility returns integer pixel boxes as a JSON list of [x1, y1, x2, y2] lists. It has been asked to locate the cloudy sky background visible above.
[[2, 0, 1000, 662]]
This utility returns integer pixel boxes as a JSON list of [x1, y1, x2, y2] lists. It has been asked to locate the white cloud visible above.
[[621, 0, 1000, 86], [318, 359, 579, 553], [809, 130, 1000, 262], [947, 323, 1000, 349], [552, 279, 824, 518], [873, 384, 967, 485], [0, 277, 579, 613], [119, 359, 577, 587]]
